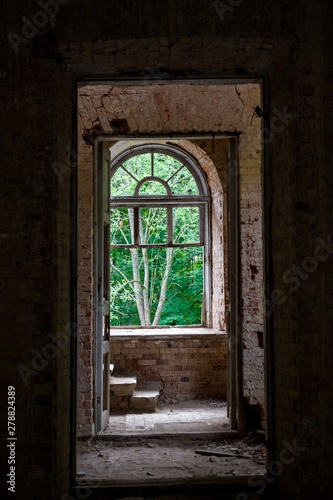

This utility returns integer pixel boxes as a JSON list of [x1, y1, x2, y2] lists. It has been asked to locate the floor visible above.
[[77, 435, 266, 484], [104, 399, 230, 435], [77, 400, 266, 484]]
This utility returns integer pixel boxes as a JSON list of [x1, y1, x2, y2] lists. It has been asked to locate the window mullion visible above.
[[200, 205, 205, 245], [134, 207, 139, 245], [167, 206, 173, 245]]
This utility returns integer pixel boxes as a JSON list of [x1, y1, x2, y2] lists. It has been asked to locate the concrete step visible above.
[[110, 376, 137, 397], [110, 395, 130, 411], [130, 389, 160, 412]]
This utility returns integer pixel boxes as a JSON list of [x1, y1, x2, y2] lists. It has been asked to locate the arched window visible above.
[[110, 145, 211, 327]]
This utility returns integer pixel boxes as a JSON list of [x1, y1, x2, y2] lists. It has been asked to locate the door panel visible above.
[[96, 141, 111, 433], [227, 137, 244, 430]]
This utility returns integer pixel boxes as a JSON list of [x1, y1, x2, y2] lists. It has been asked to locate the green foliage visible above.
[[158, 247, 203, 325], [110, 247, 141, 325], [110, 247, 203, 326]]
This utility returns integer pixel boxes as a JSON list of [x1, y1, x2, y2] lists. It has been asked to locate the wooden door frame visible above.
[[94, 140, 111, 433]]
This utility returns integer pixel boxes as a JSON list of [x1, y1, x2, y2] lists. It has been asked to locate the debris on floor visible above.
[[77, 434, 266, 482]]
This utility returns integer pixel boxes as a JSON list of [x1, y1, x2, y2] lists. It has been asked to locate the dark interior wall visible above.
[[267, 2, 331, 496], [322, 5, 333, 494], [0, 53, 72, 497], [0, 1, 332, 499], [53, 69, 72, 498]]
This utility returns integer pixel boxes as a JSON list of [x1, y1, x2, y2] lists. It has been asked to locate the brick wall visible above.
[[77, 110, 94, 437], [238, 98, 264, 413], [110, 333, 227, 400]]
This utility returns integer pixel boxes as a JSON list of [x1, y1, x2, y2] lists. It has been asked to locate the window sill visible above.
[[110, 327, 226, 339]]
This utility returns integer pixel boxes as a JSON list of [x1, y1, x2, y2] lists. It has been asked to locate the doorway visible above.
[[95, 137, 229, 435], [75, 81, 265, 480]]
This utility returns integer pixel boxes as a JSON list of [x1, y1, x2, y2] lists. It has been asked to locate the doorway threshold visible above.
[[72, 475, 270, 498], [76, 433, 267, 489], [99, 431, 240, 440]]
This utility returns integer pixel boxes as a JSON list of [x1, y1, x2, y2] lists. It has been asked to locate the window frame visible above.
[[110, 144, 212, 327]]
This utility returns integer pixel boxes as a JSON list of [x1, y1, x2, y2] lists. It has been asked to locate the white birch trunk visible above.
[[153, 247, 174, 326]]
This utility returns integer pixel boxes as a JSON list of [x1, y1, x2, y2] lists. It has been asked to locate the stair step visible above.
[[110, 395, 130, 411], [130, 389, 160, 412], [110, 376, 137, 396]]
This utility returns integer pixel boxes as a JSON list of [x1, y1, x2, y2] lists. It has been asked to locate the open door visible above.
[[95, 141, 111, 433], [227, 137, 245, 431]]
